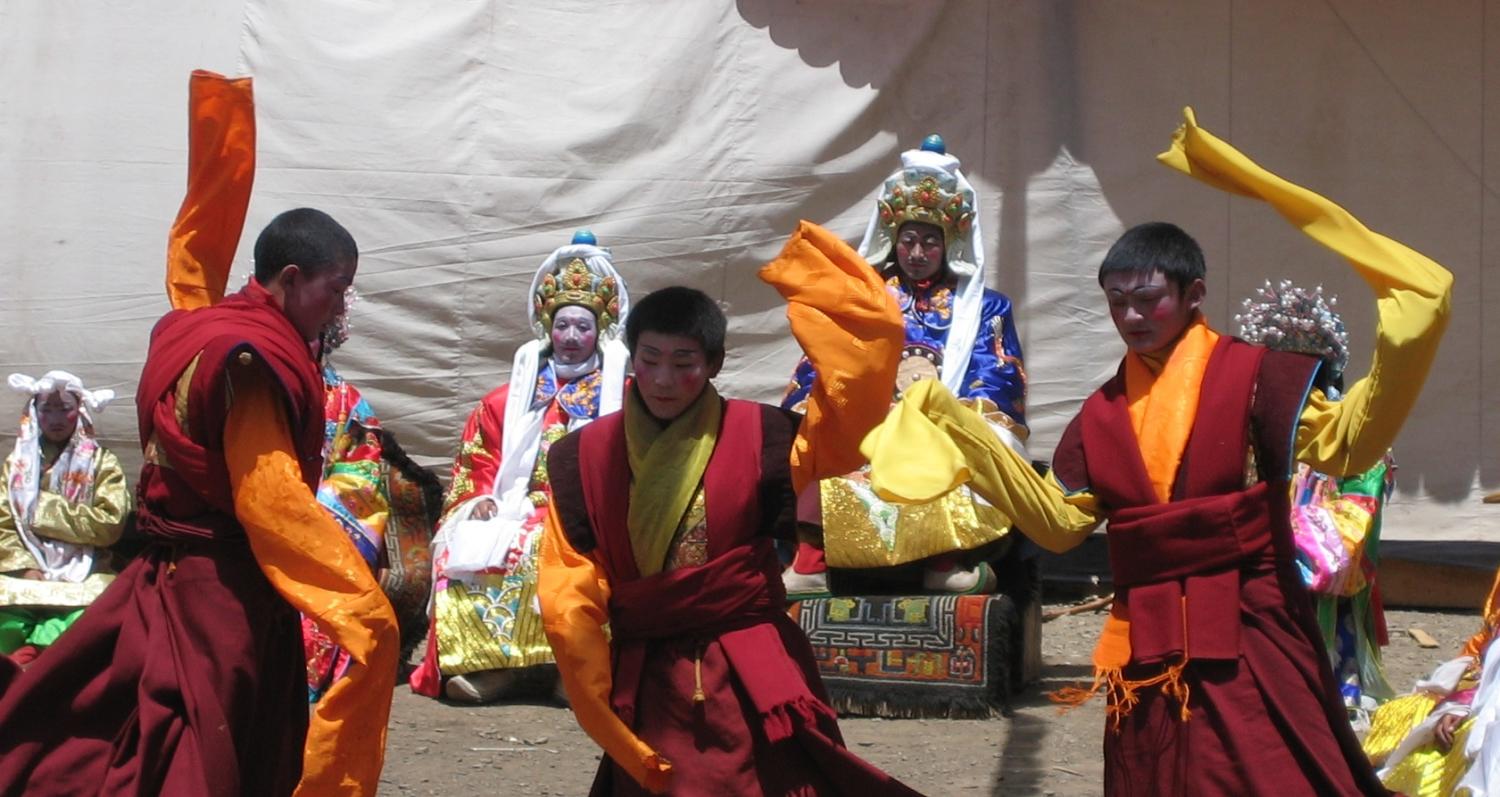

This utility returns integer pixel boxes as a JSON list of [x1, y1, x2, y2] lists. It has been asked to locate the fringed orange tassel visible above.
[[1049, 659, 1193, 731]]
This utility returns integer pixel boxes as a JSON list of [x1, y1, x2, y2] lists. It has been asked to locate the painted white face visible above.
[[551, 305, 600, 365]]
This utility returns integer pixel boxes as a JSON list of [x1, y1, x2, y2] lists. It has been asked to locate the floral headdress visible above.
[[875, 135, 976, 246], [529, 230, 627, 340], [1236, 280, 1350, 381]]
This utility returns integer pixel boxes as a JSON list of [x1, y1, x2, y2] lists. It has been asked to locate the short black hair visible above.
[[1097, 222, 1205, 292], [625, 286, 726, 361], [253, 208, 358, 284]]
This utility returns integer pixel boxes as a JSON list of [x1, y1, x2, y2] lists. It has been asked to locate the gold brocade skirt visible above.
[[821, 468, 1012, 569], [0, 572, 114, 609], [432, 532, 553, 675], [1365, 692, 1473, 797]]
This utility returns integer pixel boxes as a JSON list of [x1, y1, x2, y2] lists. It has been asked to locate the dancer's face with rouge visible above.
[[631, 332, 721, 421], [1101, 269, 1205, 355]]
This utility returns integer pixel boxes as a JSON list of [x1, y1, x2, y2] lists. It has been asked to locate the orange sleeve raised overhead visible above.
[[166, 70, 256, 311], [758, 221, 903, 494], [536, 506, 672, 794], [223, 359, 397, 797]]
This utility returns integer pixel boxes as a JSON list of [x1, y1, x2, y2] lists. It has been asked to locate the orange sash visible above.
[[1057, 317, 1219, 724]]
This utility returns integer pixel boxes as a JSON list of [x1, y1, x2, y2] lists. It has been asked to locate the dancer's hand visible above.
[[1435, 712, 1464, 752], [470, 500, 497, 521]]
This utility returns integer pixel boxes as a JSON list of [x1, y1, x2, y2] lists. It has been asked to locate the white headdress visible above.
[[6, 370, 115, 582], [858, 135, 987, 395]]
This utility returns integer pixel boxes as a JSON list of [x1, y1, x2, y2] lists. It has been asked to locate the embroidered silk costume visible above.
[[863, 109, 1451, 795], [410, 232, 630, 699], [0, 372, 130, 656], [781, 137, 1027, 572]]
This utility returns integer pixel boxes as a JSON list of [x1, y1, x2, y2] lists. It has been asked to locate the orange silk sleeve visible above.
[[224, 360, 398, 797], [536, 505, 672, 794], [166, 70, 255, 311], [759, 221, 903, 494]]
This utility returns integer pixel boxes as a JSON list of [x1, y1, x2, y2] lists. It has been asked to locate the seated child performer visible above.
[[0, 371, 130, 664], [538, 223, 921, 795], [1238, 280, 1396, 718], [862, 109, 1451, 795], [412, 230, 629, 704], [781, 134, 1027, 598]]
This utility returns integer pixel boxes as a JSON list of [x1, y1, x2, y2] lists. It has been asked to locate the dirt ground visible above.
[[378, 603, 1483, 796]]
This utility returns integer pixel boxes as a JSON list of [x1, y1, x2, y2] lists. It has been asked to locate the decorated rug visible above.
[[790, 593, 1018, 719]]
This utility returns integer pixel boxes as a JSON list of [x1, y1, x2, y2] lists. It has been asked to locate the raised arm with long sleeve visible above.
[[866, 108, 1453, 553], [1156, 108, 1453, 477]]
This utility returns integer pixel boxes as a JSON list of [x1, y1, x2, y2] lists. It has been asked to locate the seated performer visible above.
[[862, 109, 1450, 794], [0, 371, 129, 665], [1363, 532, 1500, 795], [781, 134, 1027, 598], [412, 230, 629, 704], [306, 305, 441, 699], [537, 225, 920, 795], [1239, 280, 1396, 721], [0, 208, 399, 795]]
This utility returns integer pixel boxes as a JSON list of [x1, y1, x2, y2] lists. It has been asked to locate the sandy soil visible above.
[[378, 604, 1483, 796]]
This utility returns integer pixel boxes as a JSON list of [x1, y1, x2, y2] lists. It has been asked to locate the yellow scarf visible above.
[[623, 384, 722, 578]]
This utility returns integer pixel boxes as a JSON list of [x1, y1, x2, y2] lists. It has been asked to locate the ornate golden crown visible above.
[[877, 173, 974, 244], [533, 256, 621, 332]]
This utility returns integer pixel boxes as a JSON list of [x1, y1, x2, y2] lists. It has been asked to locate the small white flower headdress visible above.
[[1236, 280, 1350, 381]]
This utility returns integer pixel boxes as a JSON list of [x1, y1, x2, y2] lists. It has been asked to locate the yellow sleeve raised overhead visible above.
[[1159, 107, 1453, 477]]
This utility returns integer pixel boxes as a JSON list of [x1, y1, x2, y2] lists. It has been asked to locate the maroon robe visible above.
[[548, 398, 921, 797], [1051, 337, 1388, 797], [0, 281, 325, 797]]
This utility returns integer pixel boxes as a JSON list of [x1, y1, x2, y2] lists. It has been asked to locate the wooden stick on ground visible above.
[[1043, 593, 1114, 622]]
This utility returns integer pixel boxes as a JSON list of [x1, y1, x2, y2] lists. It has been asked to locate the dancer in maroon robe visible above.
[[538, 280, 920, 796], [0, 208, 397, 796], [861, 111, 1451, 795]]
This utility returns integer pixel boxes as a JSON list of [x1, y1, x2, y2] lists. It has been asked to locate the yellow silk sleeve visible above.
[[864, 379, 1101, 553], [536, 505, 672, 794], [1158, 107, 1454, 476], [0, 467, 34, 573], [29, 449, 131, 548], [759, 221, 903, 493], [224, 361, 397, 797]]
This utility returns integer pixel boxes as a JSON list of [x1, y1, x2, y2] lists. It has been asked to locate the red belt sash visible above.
[[1107, 481, 1276, 664]]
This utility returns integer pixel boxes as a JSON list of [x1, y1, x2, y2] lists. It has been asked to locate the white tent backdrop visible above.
[[2, 1, 1498, 541]]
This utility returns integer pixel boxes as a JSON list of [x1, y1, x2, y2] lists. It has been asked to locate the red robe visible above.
[[0, 281, 325, 796], [548, 399, 920, 797], [1052, 337, 1388, 796]]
